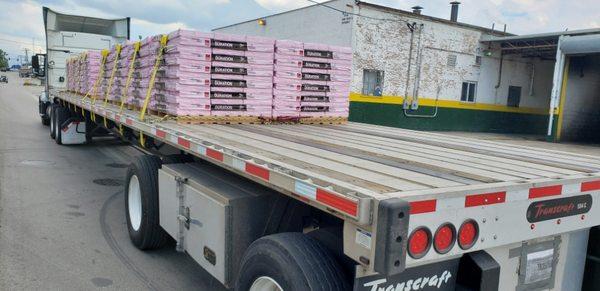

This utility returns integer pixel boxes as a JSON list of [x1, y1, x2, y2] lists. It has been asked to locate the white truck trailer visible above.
[[37, 7, 129, 125], [40, 7, 600, 291]]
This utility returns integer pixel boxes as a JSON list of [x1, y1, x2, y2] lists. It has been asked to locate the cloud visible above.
[[254, 0, 324, 11]]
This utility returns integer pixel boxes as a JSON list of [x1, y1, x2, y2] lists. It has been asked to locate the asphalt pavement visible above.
[[0, 71, 226, 290]]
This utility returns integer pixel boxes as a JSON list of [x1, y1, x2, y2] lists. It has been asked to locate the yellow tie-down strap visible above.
[[139, 35, 168, 121], [118, 41, 141, 136]]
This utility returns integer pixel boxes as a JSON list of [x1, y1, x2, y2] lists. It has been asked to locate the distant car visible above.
[[0, 76, 8, 83], [0, 68, 8, 72]]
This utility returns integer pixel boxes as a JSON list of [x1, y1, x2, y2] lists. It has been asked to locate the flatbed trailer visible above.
[[50, 90, 600, 290]]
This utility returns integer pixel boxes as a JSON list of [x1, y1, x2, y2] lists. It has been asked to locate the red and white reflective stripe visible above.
[[126, 118, 133, 126], [294, 181, 358, 216], [409, 180, 600, 215], [231, 158, 270, 181]]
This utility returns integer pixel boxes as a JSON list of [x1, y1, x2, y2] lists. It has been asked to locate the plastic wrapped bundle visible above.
[[273, 40, 351, 120]]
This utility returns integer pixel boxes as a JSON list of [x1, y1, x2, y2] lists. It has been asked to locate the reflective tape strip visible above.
[[316, 188, 358, 216], [529, 185, 562, 199], [195, 144, 207, 156], [410, 200, 437, 214], [178, 137, 190, 149], [155, 129, 166, 138], [206, 148, 223, 161], [295, 181, 317, 200], [582, 180, 600, 192], [245, 163, 270, 180], [465, 191, 506, 207], [231, 158, 246, 171], [126, 118, 133, 125]]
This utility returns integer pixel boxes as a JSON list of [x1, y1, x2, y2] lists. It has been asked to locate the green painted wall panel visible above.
[[349, 102, 549, 134]]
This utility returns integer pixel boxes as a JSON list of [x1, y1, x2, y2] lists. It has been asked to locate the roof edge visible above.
[[213, 0, 342, 31], [355, 1, 513, 37]]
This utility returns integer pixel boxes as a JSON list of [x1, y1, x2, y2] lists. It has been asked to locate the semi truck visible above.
[[42, 8, 600, 291], [37, 7, 129, 126]]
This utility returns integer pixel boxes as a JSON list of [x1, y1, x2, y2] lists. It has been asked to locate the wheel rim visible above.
[[128, 175, 142, 231], [250, 276, 283, 291]]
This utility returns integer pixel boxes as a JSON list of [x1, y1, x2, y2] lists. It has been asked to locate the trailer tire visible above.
[[236, 232, 349, 291], [55, 107, 69, 145], [42, 116, 50, 126], [125, 155, 169, 250]]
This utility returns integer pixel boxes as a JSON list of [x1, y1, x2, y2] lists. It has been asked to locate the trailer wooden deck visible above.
[[56, 92, 600, 225]]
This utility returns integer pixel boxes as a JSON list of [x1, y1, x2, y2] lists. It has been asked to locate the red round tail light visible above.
[[458, 220, 479, 250], [434, 224, 456, 254], [408, 227, 431, 259]]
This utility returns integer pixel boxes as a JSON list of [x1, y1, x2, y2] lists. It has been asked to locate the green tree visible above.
[[0, 49, 8, 69]]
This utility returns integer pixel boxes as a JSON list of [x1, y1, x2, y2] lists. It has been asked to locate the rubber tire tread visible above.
[[55, 107, 69, 145], [125, 155, 169, 250], [235, 232, 349, 291]]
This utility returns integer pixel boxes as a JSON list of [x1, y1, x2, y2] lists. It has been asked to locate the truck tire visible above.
[[42, 116, 50, 126], [124, 155, 169, 250], [55, 107, 69, 145], [236, 233, 350, 291], [49, 104, 57, 139]]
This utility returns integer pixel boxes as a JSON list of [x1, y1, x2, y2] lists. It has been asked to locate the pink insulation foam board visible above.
[[211, 77, 273, 89], [167, 30, 213, 48]]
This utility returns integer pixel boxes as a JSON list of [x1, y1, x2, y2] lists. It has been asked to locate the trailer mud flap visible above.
[[354, 259, 459, 291]]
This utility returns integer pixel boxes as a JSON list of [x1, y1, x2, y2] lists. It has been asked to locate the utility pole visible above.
[[23, 48, 30, 65]]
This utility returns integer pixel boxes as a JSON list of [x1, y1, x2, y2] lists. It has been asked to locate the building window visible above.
[[362, 69, 384, 96], [461, 81, 477, 102], [507, 86, 522, 107], [474, 56, 482, 66], [447, 54, 457, 67]]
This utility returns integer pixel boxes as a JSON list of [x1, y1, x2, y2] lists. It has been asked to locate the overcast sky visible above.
[[1, 0, 599, 65]]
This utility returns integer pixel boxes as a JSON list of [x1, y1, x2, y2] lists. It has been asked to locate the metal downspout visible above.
[[403, 23, 416, 109], [547, 36, 566, 137]]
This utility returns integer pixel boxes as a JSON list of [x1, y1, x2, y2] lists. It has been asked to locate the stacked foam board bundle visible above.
[[152, 30, 213, 116], [66, 58, 77, 92], [99, 46, 119, 101], [130, 36, 163, 109], [208, 33, 274, 118], [112, 42, 136, 104], [77, 51, 102, 95], [273, 40, 352, 120]]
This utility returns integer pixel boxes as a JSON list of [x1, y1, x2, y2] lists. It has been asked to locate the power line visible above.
[[305, 0, 411, 25], [0, 38, 44, 46]]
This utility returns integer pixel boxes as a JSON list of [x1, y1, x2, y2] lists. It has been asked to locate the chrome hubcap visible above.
[[249, 276, 283, 291]]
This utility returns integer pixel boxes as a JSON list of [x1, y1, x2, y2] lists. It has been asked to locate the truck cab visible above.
[[38, 6, 129, 125]]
